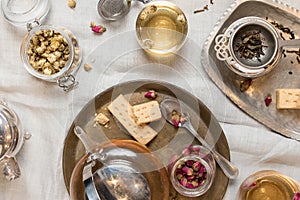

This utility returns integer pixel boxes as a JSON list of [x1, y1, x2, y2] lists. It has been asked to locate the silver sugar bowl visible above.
[[0, 101, 30, 181]]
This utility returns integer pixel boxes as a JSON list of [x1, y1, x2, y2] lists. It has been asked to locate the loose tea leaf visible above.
[[235, 30, 268, 61], [269, 20, 295, 40], [194, 5, 208, 14], [240, 79, 252, 92]]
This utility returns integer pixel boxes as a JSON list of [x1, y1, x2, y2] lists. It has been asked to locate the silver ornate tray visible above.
[[201, 0, 300, 140]]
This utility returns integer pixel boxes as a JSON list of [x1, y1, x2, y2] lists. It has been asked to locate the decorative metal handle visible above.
[[26, 19, 40, 32], [57, 74, 78, 92], [214, 34, 234, 62], [2, 157, 21, 181]]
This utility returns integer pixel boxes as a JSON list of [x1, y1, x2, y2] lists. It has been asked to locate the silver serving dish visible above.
[[0, 101, 30, 180], [201, 0, 300, 140]]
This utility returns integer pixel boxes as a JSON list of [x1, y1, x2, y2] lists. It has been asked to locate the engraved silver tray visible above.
[[201, 0, 300, 140]]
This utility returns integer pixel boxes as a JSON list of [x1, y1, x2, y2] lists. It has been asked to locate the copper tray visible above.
[[201, 0, 300, 140], [63, 80, 230, 199]]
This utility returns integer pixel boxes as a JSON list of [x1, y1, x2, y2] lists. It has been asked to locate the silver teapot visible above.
[[0, 101, 30, 180]]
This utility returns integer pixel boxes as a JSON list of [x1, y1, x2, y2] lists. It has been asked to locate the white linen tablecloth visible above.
[[0, 0, 300, 199]]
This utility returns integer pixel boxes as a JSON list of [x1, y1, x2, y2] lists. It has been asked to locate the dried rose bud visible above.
[[171, 110, 182, 128], [187, 175, 195, 180], [186, 183, 195, 189], [90, 21, 106, 34], [186, 160, 194, 167], [265, 94, 272, 107], [293, 192, 300, 200], [180, 177, 188, 187], [192, 161, 201, 171], [182, 148, 190, 156], [172, 119, 179, 128], [176, 173, 183, 180], [144, 90, 157, 99], [179, 116, 187, 124], [92, 26, 106, 34], [182, 166, 193, 176], [249, 182, 257, 189], [191, 181, 199, 187], [192, 146, 201, 153], [187, 145, 193, 151], [199, 166, 206, 174]]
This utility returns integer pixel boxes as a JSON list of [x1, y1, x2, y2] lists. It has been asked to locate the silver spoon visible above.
[[160, 99, 239, 179]]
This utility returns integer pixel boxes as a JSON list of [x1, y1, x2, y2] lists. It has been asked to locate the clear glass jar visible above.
[[20, 23, 82, 91], [169, 145, 216, 197], [1, 0, 82, 91], [1, 0, 50, 27]]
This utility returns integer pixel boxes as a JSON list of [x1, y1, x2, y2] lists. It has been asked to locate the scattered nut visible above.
[[84, 63, 92, 72], [68, 0, 76, 9], [26, 30, 70, 75]]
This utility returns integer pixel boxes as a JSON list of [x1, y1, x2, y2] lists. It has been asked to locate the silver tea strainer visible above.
[[97, 0, 150, 21], [215, 16, 300, 78]]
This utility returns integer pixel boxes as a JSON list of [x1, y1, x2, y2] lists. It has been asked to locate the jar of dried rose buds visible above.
[[169, 145, 216, 197], [20, 23, 82, 91]]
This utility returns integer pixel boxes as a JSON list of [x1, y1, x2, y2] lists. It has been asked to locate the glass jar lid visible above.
[[1, 0, 50, 27]]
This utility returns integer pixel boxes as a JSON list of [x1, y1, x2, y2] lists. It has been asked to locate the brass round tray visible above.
[[63, 80, 230, 199]]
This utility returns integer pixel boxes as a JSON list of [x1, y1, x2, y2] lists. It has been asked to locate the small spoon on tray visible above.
[[160, 98, 239, 179]]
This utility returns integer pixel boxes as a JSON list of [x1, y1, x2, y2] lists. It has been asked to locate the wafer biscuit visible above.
[[276, 89, 300, 109], [108, 95, 158, 145]]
